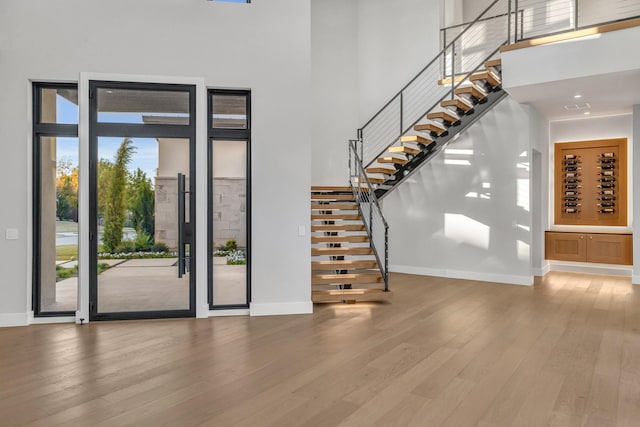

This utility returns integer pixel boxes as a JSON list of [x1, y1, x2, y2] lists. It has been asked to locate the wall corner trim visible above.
[[0, 312, 30, 327], [250, 301, 313, 316], [631, 275, 640, 285], [390, 265, 534, 286], [533, 262, 551, 277]]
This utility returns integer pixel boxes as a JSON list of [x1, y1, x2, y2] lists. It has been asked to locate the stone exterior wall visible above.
[[213, 178, 246, 249]]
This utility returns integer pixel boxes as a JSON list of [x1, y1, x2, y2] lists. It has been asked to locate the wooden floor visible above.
[[1, 272, 639, 426]]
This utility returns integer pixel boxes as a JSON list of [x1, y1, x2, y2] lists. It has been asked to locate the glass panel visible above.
[[211, 94, 248, 129], [39, 136, 79, 312], [97, 89, 190, 125], [39, 88, 78, 124], [96, 136, 190, 313], [212, 140, 247, 306]]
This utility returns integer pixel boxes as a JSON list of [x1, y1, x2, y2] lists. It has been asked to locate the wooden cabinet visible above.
[[545, 231, 632, 265]]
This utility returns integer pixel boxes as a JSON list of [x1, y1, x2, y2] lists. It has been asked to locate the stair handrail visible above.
[[357, 0, 510, 166], [348, 140, 389, 292]]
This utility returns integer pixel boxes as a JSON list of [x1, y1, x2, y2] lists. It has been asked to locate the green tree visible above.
[[97, 159, 114, 220], [128, 168, 155, 239], [102, 138, 135, 253]]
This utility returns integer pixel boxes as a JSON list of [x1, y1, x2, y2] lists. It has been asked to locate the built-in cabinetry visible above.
[[545, 231, 632, 265]]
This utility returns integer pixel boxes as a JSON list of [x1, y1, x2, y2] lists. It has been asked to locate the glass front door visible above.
[[89, 82, 196, 320]]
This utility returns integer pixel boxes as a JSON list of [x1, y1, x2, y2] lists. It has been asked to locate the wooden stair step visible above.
[[311, 186, 353, 192], [441, 98, 473, 112], [401, 135, 432, 145], [362, 176, 385, 184], [311, 224, 366, 232], [377, 157, 408, 165], [311, 235, 369, 244], [365, 166, 397, 174], [455, 85, 487, 101], [484, 58, 502, 70], [312, 272, 383, 285], [426, 111, 459, 124], [389, 145, 420, 155], [311, 203, 357, 210], [312, 289, 392, 303], [312, 214, 361, 221], [310, 194, 355, 201], [312, 247, 374, 256], [414, 123, 446, 135], [312, 260, 378, 270], [469, 71, 501, 88]]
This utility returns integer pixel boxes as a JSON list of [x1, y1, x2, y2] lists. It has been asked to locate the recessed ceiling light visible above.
[[574, 94, 582, 99], [584, 111, 591, 115]]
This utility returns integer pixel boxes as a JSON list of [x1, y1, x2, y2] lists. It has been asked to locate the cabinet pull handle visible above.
[[580, 235, 584, 239], [589, 236, 593, 240]]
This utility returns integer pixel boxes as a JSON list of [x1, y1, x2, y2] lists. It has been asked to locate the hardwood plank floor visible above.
[[1, 271, 640, 426]]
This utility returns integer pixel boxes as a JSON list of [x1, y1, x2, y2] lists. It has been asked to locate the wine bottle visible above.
[[564, 154, 579, 159], [565, 184, 581, 190], [564, 191, 581, 196], [564, 178, 581, 183], [597, 183, 615, 189], [565, 166, 581, 172], [597, 202, 615, 208], [565, 208, 579, 213], [600, 189, 614, 195], [565, 172, 581, 178], [599, 177, 615, 183], [601, 152, 615, 158], [564, 203, 581, 207], [600, 208, 615, 214], [597, 170, 614, 176], [598, 164, 615, 170], [599, 195, 616, 201], [599, 158, 616, 164], [564, 196, 580, 201], [564, 160, 581, 166]]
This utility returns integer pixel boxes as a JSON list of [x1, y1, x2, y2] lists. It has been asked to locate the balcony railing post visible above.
[[450, 44, 456, 100], [514, 0, 519, 42], [384, 225, 389, 291], [400, 92, 404, 134], [507, 0, 512, 44]]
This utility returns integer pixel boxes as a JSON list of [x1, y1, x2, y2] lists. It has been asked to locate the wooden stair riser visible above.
[[426, 111, 460, 127], [388, 146, 420, 156], [400, 135, 433, 145], [312, 273, 383, 285], [312, 289, 391, 303], [311, 236, 370, 244], [311, 203, 358, 211], [311, 224, 366, 232], [311, 247, 374, 256], [312, 260, 378, 270], [310, 194, 355, 201], [311, 214, 361, 221]]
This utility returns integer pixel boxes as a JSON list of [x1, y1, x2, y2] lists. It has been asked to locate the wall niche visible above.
[[554, 138, 627, 227]]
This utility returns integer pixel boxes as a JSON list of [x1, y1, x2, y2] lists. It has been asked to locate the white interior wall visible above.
[[385, 97, 534, 285], [530, 108, 550, 275], [311, 0, 442, 184], [0, 0, 312, 324], [633, 105, 640, 283]]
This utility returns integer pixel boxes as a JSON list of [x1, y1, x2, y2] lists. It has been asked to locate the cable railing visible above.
[[349, 140, 388, 292], [358, 0, 509, 166]]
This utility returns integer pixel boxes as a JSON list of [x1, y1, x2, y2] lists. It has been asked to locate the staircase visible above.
[[363, 59, 505, 199], [311, 186, 391, 303]]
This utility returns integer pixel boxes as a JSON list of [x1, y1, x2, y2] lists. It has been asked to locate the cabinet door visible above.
[[586, 234, 632, 265], [545, 232, 587, 262]]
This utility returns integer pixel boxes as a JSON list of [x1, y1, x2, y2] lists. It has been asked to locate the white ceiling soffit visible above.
[[504, 69, 640, 121]]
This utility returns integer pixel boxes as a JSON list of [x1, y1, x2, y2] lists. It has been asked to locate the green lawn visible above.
[[56, 245, 78, 261], [56, 220, 78, 233]]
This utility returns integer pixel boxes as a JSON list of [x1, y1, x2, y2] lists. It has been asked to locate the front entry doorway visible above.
[[89, 81, 196, 320]]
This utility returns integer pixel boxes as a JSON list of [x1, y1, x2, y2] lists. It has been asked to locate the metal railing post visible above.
[[450, 44, 456, 100], [442, 30, 447, 77], [384, 226, 389, 291], [507, 0, 512, 44], [514, 0, 519, 42], [400, 92, 404, 134]]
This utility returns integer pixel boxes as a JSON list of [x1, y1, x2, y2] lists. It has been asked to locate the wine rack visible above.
[[554, 138, 627, 226]]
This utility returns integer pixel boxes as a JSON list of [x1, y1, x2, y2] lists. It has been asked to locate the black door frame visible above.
[[208, 89, 251, 309], [32, 82, 79, 317], [89, 80, 197, 321]]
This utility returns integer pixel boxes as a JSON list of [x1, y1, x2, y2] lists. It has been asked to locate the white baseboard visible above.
[[532, 262, 551, 277], [0, 313, 29, 327], [549, 261, 632, 277], [632, 275, 640, 285], [390, 265, 533, 286], [30, 316, 76, 324], [209, 309, 250, 317], [250, 301, 313, 317]]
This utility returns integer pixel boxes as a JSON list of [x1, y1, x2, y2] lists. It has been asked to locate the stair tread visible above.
[[311, 203, 358, 210], [388, 146, 420, 155], [312, 214, 361, 220], [414, 123, 446, 134], [312, 273, 383, 285], [311, 186, 353, 192], [312, 247, 374, 255], [311, 235, 369, 243], [366, 166, 397, 174], [484, 58, 502, 69], [441, 98, 473, 112], [378, 157, 409, 165], [310, 194, 355, 200], [455, 85, 487, 100], [426, 111, 459, 123], [401, 135, 432, 145], [469, 71, 501, 88], [311, 224, 366, 231], [312, 289, 392, 302], [312, 260, 378, 269]]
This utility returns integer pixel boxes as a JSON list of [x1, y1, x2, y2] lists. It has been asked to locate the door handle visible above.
[[178, 173, 186, 278]]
